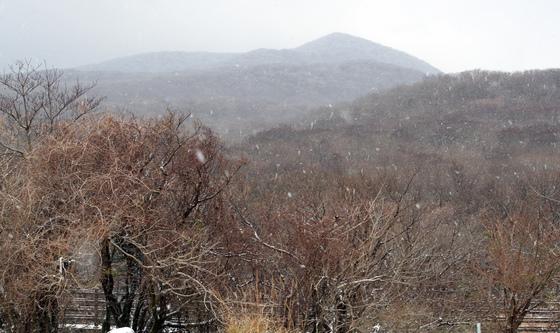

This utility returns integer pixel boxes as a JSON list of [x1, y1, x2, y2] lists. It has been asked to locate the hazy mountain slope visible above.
[[73, 61, 424, 136], [85, 61, 424, 106], [72, 33, 440, 135]]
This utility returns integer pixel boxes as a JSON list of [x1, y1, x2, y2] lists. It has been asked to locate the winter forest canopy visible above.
[[2, 2, 560, 333]]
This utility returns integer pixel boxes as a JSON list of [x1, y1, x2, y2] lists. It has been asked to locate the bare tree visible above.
[[0, 60, 102, 155]]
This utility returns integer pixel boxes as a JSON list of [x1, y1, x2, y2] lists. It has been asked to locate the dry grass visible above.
[[224, 313, 293, 333]]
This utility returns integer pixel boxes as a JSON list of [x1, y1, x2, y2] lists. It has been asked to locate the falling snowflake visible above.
[[195, 149, 206, 163]]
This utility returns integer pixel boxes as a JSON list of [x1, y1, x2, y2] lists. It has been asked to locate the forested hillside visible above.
[[243, 69, 560, 176]]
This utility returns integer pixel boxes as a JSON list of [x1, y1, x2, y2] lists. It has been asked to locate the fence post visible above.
[[476, 322, 482, 333], [94, 288, 100, 328]]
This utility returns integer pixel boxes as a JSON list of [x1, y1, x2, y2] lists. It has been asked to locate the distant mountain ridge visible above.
[[77, 52, 237, 73], [77, 33, 440, 75]]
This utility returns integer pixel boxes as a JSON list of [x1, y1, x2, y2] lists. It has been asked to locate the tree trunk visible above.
[[101, 239, 116, 333]]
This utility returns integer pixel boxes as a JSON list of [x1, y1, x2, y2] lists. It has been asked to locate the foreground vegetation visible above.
[[1, 62, 560, 333]]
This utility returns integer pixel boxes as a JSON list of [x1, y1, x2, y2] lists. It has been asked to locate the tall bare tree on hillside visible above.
[[0, 60, 102, 155]]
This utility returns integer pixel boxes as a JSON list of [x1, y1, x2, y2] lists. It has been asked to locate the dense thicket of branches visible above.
[[0, 112, 243, 332], [1, 65, 560, 333]]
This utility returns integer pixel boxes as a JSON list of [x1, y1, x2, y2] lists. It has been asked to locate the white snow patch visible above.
[[109, 328, 134, 333]]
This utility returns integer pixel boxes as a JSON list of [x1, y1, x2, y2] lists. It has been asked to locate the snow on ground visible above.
[[109, 328, 134, 333]]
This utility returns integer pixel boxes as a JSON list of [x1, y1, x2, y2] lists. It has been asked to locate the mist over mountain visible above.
[[71, 33, 439, 135], [293, 33, 440, 74]]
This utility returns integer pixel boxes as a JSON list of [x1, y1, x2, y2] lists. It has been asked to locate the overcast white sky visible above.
[[1, 0, 559, 73]]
